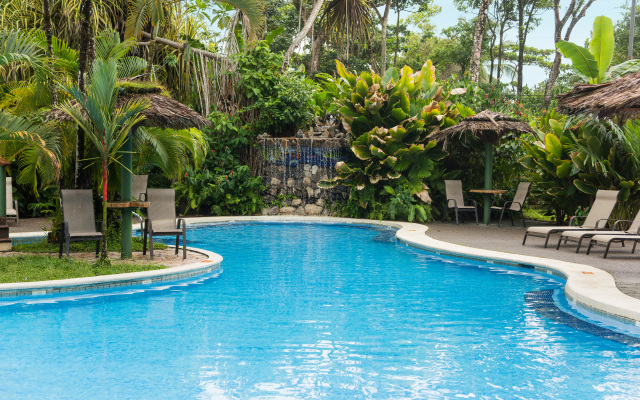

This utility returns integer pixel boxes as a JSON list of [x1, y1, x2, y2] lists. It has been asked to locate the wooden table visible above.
[[106, 201, 150, 209], [470, 189, 507, 225]]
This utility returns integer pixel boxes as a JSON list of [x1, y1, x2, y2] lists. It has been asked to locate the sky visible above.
[[427, 0, 632, 87]]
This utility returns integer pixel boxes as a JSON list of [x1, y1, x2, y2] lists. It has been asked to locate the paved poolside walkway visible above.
[[425, 221, 640, 300], [9, 218, 640, 300]]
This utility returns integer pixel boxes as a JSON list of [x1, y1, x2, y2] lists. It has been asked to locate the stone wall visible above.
[[258, 137, 350, 216]]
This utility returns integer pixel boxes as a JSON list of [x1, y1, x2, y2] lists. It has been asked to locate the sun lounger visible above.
[[556, 208, 640, 252], [59, 189, 102, 258], [142, 188, 186, 260], [444, 180, 478, 225], [522, 189, 619, 247], [5, 177, 18, 225], [491, 182, 531, 227]]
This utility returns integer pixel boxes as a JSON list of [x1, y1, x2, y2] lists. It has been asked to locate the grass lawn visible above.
[[0, 255, 163, 283], [1, 238, 171, 283]]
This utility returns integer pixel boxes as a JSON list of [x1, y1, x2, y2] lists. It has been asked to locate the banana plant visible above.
[[557, 16, 637, 83]]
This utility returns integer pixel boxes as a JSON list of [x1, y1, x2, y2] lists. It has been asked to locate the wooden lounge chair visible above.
[[490, 181, 531, 227], [59, 189, 101, 258], [5, 177, 18, 225], [557, 208, 640, 253], [142, 188, 186, 260], [522, 189, 619, 248], [444, 180, 478, 225]]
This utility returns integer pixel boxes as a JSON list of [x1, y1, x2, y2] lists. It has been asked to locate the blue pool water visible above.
[[1, 222, 640, 399]]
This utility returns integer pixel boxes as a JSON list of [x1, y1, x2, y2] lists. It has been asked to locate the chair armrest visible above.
[[595, 218, 617, 230], [446, 199, 457, 208], [139, 193, 146, 201], [568, 215, 586, 226], [13, 200, 18, 211], [177, 218, 186, 230], [612, 219, 633, 231], [466, 199, 477, 207]]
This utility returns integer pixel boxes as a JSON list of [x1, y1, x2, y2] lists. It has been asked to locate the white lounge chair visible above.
[[522, 189, 619, 248], [6, 177, 18, 225], [557, 208, 640, 253]]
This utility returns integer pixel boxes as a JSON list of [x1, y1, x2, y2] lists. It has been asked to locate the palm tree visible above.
[[59, 59, 148, 260]]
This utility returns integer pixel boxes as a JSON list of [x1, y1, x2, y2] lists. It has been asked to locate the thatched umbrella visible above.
[[556, 70, 640, 119], [431, 110, 534, 223], [47, 83, 210, 258]]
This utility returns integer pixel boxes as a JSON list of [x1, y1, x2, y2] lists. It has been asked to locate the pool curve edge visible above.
[[3, 216, 640, 327]]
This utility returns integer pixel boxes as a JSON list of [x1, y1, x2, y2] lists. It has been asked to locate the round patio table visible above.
[[470, 189, 507, 225]]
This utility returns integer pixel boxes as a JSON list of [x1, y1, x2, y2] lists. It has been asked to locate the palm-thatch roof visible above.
[[46, 83, 210, 130], [556, 71, 640, 118], [430, 110, 534, 147]]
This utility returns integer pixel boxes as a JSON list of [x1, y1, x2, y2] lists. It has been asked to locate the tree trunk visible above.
[[282, 0, 325, 72], [43, 0, 57, 106], [101, 159, 108, 260], [469, 0, 492, 82], [517, 0, 539, 94], [543, 0, 595, 107], [310, 31, 324, 74], [630, 0, 637, 60], [75, 0, 92, 189], [376, 0, 393, 75], [393, 2, 401, 67]]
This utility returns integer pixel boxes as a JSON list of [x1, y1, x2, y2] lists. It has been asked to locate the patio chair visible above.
[[556, 208, 640, 253], [59, 189, 101, 258], [522, 189, 619, 248], [490, 181, 531, 227], [585, 210, 640, 258], [443, 180, 478, 225], [5, 177, 18, 225], [142, 188, 186, 260], [132, 174, 148, 201]]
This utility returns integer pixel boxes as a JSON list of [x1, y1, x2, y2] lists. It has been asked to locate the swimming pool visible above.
[[1, 222, 639, 399]]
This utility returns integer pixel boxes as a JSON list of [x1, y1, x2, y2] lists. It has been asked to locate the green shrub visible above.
[[174, 111, 266, 216], [320, 61, 463, 221]]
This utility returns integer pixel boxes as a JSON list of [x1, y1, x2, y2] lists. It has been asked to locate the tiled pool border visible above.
[[0, 246, 222, 298], [4, 216, 640, 327], [183, 216, 640, 327]]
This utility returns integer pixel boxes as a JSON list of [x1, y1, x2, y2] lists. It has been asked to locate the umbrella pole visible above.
[[483, 142, 493, 224], [120, 129, 133, 259]]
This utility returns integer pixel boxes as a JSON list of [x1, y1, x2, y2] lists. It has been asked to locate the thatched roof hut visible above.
[[46, 83, 210, 130], [556, 71, 640, 118], [430, 110, 534, 147]]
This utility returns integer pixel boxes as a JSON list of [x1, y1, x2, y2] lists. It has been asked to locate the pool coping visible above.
[[184, 216, 640, 326], [3, 216, 640, 327], [0, 246, 222, 298]]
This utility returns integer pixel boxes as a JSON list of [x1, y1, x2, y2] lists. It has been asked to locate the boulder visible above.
[[304, 204, 323, 215], [291, 198, 302, 206], [279, 206, 296, 214]]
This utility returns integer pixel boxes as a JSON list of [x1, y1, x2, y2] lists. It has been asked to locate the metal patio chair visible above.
[[59, 189, 101, 258], [490, 182, 531, 228], [142, 188, 186, 260], [444, 180, 478, 225]]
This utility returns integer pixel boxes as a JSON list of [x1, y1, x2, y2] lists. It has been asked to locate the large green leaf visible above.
[[609, 59, 640, 79], [589, 16, 614, 81], [556, 40, 599, 82], [545, 134, 563, 159]]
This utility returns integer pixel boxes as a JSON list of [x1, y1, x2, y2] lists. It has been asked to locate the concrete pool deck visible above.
[[6, 217, 640, 325]]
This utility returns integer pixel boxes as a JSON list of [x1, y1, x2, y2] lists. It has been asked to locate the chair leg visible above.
[[182, 228, 187, 260], [633, 241, 638, 254], [149, 234, 154, 260], [555, 236, 563, 250], [175, 235, 179, 255], [498, 208, 506, 228], [65, 237, 70, 258], [59, 235, 63, 258], [544, 233, 552, 248], [522, 232, 528, 245], [454, 207, 459, 225], [603, 242, 612, 259], [474, 207, 478, 225], [521, 211, 526, 228], [142, 227, 147, 255], [96, 239, 100, 256], [576, 238, 583, 253], [586, 240, 594, 255]]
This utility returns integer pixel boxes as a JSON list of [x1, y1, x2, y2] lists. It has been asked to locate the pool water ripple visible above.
[[1, 222, 640, 399]]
